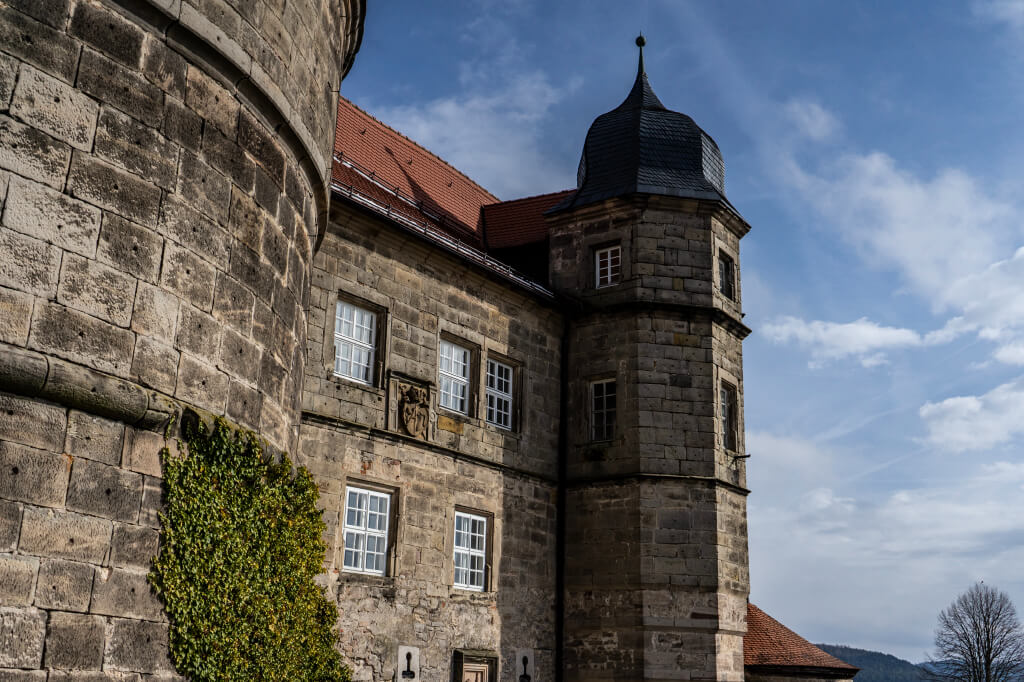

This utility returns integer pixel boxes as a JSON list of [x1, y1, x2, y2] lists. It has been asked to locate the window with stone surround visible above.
[[342, 486, 391, 575], [453, 510, 488, 591], [485, 358, 514, 430], [439, 338, 472, 414], [591, 379, 617, 441], [720, 381, 739, 452], [334, 300, 378, 385], [595, 244, 621, 288], [719, 250, 736, 300]]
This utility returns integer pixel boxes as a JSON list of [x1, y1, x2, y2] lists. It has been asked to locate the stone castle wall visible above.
[[0, 0, 362, 677], [298, 210, 564, 681]]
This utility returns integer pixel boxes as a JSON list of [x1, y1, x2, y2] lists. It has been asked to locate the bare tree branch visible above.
[[924, 583, 1024, 682]]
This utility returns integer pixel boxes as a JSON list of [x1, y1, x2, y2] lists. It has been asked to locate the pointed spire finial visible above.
[[635, 34, 646, 76]]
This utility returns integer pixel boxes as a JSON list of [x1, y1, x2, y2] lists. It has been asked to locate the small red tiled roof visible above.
[[482, 189, 575, 249], [333, 97, 498, 244], [745, 603, 858, 672]]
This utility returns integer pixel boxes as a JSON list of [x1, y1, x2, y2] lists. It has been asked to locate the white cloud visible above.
[[769, 131, 1024, 368], [919, 378, 1024, 452], [373, 73, 574, 199], [761, 316, 928, 367], [784, 98, 840, 141]]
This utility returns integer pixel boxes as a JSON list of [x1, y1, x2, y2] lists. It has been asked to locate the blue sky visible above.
[[342, 0, 1024, 662]]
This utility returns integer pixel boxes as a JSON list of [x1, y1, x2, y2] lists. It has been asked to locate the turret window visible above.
[[719, 251, 736, 301], [591, 379, 617, 440], [595, 245, 621, 288], [720, 381, 738, 451]]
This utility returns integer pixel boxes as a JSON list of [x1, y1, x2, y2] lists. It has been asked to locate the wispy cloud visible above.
[[919, 378, 1024, 453], [784, 97, 840, 142], [974, 0, 1024, 32], [762, 316, 927, 368]]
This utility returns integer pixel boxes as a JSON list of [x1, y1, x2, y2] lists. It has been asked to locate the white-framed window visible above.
[[439, 339, 471, 413], [721, 381, 738, 452], [591, 379, 616, 441], [485, 359, 513, 430], [595, 245, 621, 288], [453, 510, 487, 591], [334, 301, 376, 384], [342, 486, 390, 575], [719, 251, 736, 301]]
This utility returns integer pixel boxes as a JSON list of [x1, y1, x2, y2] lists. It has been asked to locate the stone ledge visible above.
[[0, 342, 174, 430]]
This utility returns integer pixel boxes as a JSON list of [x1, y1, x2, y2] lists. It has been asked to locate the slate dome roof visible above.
[[554, 38, 732, 212]]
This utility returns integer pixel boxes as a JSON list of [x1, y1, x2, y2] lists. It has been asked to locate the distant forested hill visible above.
[[816, 644, 925, 682]]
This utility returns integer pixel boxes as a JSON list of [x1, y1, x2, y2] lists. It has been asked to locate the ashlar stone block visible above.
[[34, 558, 94, 612], [0, 114, 71, 189], [10, 63, 99, 151], [0, 607, 46, 668], [0, 226, 61, 298], [2, 175, 102, 258], [90, 568, 163, 621], [0, 285, 32, 346], [28, 301, 135, 376], [44, 612, 105, 671], [0, 391, 67, 451], [110, 523, 159, 570], [97, 214, 164, 284], [0, 500, 20, 551], [66, 458, 143, 523], [94, 107, 178, 190], [65, 411, 125, 466], [0, 554, 37, 606], [57, 254, 138, 327], [67, 153, 162, 227], [0, 440, 70, 508], [105, 619, 172, 673], [17, 508, 112, 564]]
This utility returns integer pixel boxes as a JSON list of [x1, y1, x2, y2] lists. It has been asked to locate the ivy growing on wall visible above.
[[150, 417, 351, 682]]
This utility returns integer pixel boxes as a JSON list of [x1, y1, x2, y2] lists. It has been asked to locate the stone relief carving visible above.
[[398, 382, 429, 439]]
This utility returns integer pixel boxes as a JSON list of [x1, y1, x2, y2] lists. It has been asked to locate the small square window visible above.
[[334, 301, 377, 384], [485, 359, 513, 430], [595, 245, 621, 288], [719, 251, 736, 301], [342, 486, 391, 575], [439, 339, 472, 414], [720, 381, 739, 452], [591, 379, 616, 441], [453, 511, 487, 591]]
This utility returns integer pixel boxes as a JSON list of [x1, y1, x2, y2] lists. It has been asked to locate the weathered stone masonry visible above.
[[0, 0, 362, 677]]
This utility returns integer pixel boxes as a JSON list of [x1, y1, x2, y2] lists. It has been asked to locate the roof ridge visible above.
[[337, 96, 500, 203], [484, 189, 576, 207]]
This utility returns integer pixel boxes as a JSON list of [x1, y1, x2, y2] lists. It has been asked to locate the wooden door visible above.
[[462, 662, 488, 682]]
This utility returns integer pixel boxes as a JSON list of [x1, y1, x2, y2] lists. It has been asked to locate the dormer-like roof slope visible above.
[[482, 190, 575, 249], [745, 603, 859, 676], [333, 97, 498, 245]]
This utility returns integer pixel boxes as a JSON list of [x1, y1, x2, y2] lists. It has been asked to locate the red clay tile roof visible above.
[[482, 189, 575, 249], [745, 603, 858, 673], [333, 97, 497, 245]]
